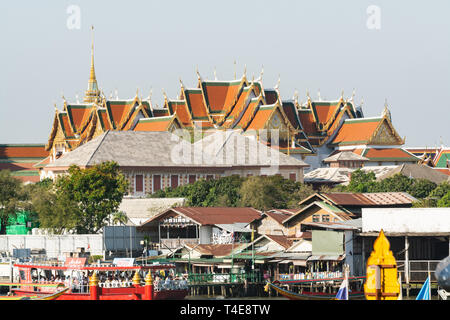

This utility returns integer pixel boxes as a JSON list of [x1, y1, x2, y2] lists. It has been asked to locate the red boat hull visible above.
[[12, 288, 189, 300]]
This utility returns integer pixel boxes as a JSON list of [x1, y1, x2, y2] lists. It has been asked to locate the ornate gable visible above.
[[368, 117, 404, 146]]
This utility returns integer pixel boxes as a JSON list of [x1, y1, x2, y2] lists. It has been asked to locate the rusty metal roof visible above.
[[141, 207, 262, 226], [323, 192, 416, 206]]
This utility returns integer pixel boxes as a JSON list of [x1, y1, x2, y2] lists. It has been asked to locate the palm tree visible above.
[[110, 211, 128, 226]]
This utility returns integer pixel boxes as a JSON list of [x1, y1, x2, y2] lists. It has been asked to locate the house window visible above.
[[312, 215, 320, 222], [188, 175, 196, 184], [135, 175, 143, 193], [289, 173, 297, 181], [171, 175, 179, 188], [153, 175, 161, 192], [322, 215, 330, 222]]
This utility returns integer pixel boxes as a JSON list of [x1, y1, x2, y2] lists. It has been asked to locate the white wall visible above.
[[0, 234, 104, 258], [362, 208, 450, 233]]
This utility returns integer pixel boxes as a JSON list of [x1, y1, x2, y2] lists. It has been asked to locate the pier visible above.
[[187, 272, 267, 298]]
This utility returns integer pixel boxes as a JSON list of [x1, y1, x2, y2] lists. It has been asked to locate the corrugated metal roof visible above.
[[307, 255, 344, 261], [141, 207, 262, 226], [323, 192, 416, 206]]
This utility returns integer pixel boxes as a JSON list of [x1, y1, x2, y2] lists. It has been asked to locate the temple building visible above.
[[38, 31, 422, 187], [41, 130, 309, 196]]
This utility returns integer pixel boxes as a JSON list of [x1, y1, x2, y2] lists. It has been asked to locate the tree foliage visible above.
[[152, 174, 315, 211], [33, 162, 128, 234], [0, 170, 22, 233], [344, 170, 448, 207]]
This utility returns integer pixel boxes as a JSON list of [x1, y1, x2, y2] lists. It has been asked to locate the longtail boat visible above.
[[0, 287, 69, 300], [265, 276, 366, 300]]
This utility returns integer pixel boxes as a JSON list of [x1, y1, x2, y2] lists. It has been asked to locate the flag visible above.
[[416, 276, 431, 300], [335, 277, 349, 300]]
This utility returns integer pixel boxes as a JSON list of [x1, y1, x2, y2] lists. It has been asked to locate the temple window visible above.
[[171, 175, 179, 188], [135, 174, 143, 193], [188, 174, 196, 184], [322, 215, 330, 222], [153, 175, 161, 192], [312, 215, 320, 222]]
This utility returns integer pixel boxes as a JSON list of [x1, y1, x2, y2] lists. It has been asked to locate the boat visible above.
[[0, 287, 69, 300], [265, 276, 366, 300], [7, 258, 189, 300]]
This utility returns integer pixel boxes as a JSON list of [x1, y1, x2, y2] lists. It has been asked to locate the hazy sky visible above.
[[1, 0, 449, 147]]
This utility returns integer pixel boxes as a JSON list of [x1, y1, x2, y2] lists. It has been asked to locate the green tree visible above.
[[110, 211, 129, 225], [378, 174, 414, 193], [429, 182, 450, 199], [437, 191, 450, 207], [239, 175, 300, 210], [55, 161, 129, 233], [0, 170, 22, 234], [32, 189, 80, 234], [346, 169, 379, 193], [149, 175, 245, 207], [407, 179, 437, 199]]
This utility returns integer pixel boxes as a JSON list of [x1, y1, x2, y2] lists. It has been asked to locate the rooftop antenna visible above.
[[317, 88, 322, 101], [114, 88, 119, 100], [214, 67, 217, 80], [75, 93, 80, 104]]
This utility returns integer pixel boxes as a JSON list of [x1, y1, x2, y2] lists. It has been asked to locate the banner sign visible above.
[[113, 258, 135, 267], [64, 257, 87, 268]]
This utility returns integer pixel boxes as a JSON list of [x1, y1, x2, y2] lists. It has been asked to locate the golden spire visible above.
[[84, 25, 100, 103]]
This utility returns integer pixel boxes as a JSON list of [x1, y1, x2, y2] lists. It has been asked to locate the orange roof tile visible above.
[[298, 110, 319, 136], [106, 100, 136, 129], [362, 148, 419, 161], [133, 116, 174, 132], [184, 89, 210, 120], [66, 105, 93, 132], [330, 118, 381, 145], [222, 86, 253, 127], [97, 109, 112, 131], [0, 145, 47, 159], [167, 100, 192, 127], [311, 102, 340, 125], [246, 106, 274, 130], [201, 81, 241, 113], [58, 113, 76, 138], [234, 98, 261, 129]]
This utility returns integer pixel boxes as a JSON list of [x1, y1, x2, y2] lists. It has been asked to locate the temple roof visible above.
[[46, 130, 309, 170], [133, 115, 182, 132], [323, 151, 369, 163]]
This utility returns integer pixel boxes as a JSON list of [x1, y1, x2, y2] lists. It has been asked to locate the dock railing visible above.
[[397, 260, 440, 283], [188, 271, 262, 284]]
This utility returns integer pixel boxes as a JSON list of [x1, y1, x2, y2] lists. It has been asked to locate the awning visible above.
[[293, 260, 307, 267], [268, 259, 282, 263], [278, 260, 292, 264], [192, 263, 215, 267], [307, 255, 344, 261]]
